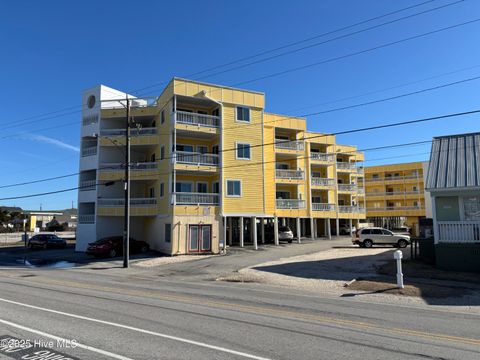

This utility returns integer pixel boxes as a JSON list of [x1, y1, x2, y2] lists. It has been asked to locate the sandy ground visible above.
[[133, 254, 214, 267]]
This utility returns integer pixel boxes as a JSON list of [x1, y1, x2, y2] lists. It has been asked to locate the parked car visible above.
[[86, 236, 150, 258], [265, 225, 294, 243], [353, 227, 410, 248], [28, 234, 67, 249], [339, 225, 356, 236]]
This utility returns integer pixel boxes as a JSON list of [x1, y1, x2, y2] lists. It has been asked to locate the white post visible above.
[[222, 216, 227, 253], [336, 218, 340, 237], [394, 250, 404, 289], [310, 217, 315, 239], [302, 219, 306, 238], [327, 218, 332, 240], [228, 217, 233, 245], [282, 217, 286, 226], [349, 219, 353, 238], [296, 217, 301, 244], [239, 216, 244, 247], [261, 219, 265, 244], [274, 216, 279, 246], [252, 217, 258, 250]]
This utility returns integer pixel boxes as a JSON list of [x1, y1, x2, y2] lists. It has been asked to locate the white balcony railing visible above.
[[173, 192, 220, 205], [100, 127, 157, 137], [338, 184, 357, 192], [437, 221, 480, 243], [101, 97, 158, 109], [174, 152, 219, 166], [274, 140, 304, 151], [310, 153, 334, 162], [338, 205, 362, 213], [311, 177, 335, 187], [78, 214, 95, 224], [367, 175, 422, 182], [336, 162, 357, 171], [312, 203, 336, 211], [366, 190, 421, 196], [97, 198, 157, 207], [366, 206, 424, 211], [82, 114, 98, 126], [276, 199, 306, 209], [175, 111, 220, 128], [81, 146, 97, 157], [99, 162, 158, 172], [80, 180, 96, 191], [275, 169, 304, 180]]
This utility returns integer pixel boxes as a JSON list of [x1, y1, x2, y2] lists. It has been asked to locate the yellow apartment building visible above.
[[362, 161, 432, 236], [77, 79, 365, 255]]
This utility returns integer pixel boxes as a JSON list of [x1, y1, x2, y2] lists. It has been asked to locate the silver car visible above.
[[353, 227, 410, 248]]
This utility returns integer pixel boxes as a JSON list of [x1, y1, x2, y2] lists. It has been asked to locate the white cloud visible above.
[[25, 134, 79, 153]]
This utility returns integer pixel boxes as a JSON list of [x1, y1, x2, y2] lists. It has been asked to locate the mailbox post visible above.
[[394, 250, 404, 289]]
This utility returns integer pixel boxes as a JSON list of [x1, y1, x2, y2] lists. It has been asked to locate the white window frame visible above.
[[226, 179, 242, 197], [235, 106, 251, 123], [235, 142, 251, 160]]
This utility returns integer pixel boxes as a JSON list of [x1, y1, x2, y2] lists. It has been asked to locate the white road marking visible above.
[[0, 297, 274, 360], [0, 318, 133, 360]]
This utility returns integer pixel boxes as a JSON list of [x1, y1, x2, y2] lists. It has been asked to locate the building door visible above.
[[188, 225, 211, 253]]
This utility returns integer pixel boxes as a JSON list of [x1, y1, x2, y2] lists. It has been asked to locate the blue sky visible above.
[[1, 0, 479, 210]]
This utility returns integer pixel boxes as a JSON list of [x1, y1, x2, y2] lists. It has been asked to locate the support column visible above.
[[223, 216, 227, 252], [302, 219, 306, 238], [274, 216, 279, 246], [310, 217, 315, 239], [336, 218, 340, 237], [296, 217, 301, 244], [239, 217, 244, 247], [281, 217, 286, 226], [261, 219, 265, 244], [228, 217, 233, 245], [252, 217, 258, 250], [349, 219, 353, 237], [327, 218, 332, 239]]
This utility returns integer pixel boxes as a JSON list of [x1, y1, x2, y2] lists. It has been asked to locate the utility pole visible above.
[[123, 96, 131, 268]]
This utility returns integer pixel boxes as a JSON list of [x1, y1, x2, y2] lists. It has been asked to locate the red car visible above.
[[86, 236, 150, 258]]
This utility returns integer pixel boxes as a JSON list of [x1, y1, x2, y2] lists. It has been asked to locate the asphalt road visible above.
[[0, 242, 479, 359]]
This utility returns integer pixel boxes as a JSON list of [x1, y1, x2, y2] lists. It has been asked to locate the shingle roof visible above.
[[426, 132, 480, 190]]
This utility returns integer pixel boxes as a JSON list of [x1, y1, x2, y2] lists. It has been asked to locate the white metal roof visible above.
[[426, 132, 480, 190]]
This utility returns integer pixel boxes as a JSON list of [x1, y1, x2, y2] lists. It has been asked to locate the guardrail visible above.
[[100, 127, 157, 137], [338, 205, 362, 213], [275, 169, 304, 180], [274, 140, 304, 151], [312, 203, 335, 211], [336, 162, 356, 170], [98, 198, 157, 207], [175, 152, 219, 166], [173, 192, 220, 205], [78, 214, 95, 224], [79, 180, 96, 191], [338, 184, 357, 192], [311, 177, 335, 187], [99, 162, 157, 172], [366, 191, 421, 196], [81, 146, 97, 157], [366, 175, 422, 182], [276, 199, 306, 209], [310, 153, 334, 162], [175, 111, 220, 128], [366, 206, 424, 211], [437, 221, 480, 243]]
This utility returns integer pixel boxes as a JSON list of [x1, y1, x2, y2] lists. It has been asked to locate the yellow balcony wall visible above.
[[97, 206, 158, 217], [100, 135, 159, 146], [101, 106, 158, 119]]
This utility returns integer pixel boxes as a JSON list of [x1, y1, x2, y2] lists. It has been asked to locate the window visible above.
[[276, 191, 290, 199], [371, 229, 383, 235], [236, 106, 250, 122], [176, 144, 194, 152], [463, 196, 480, 220], [149, 187, 155, 198], [176, 182, 192, 193], [413, 186, 418, 191], [165, 224, 171, 243], [160, 146, 165, 160], [236, 143, 251, 160], [197, 145, 208, 154], [160, 183, 164, 197], [197, 182, 208, 193], [161, 110, 165, 124], [226, 180, 241, 197], [381, 229, 393, 235], [361, 229, 371, 235], [213, 182, 220, 194]]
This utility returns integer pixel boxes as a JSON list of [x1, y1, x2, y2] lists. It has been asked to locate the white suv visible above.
[[353, 227, 410, 248]]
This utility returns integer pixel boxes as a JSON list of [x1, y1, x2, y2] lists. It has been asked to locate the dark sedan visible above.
[[28, 234, 67, 249], [86, 236, 150, 258]]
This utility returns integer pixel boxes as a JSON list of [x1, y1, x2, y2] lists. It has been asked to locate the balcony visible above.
[[81, 146, 97, 157], [366, 190, 421, 197], [98, 198, 157, 207], [311, 177, 335, 187], [78, 214, 95, 224], [99, 162, 158, 181], [367, 175, 422, 183], [100, 127, 157, 137], [175, 152, 219, 166], [275, 169, 304, 181], [175, 111, 220, 128], [100, 162, 157, 172], [173, 192, 219, 205], [80, 180, 96, 191], [437, 221, 480, 243], [312, 203, 336, 211], [101, 98, 158, 118], [366, 206, 424, 212], [336, 162, 356, 171], [274, 140, 304, 152], [276, 199, 306, 209], [310, 153, 334, 163], [338, 205, 362, 213], [338, 184, 357, 192]]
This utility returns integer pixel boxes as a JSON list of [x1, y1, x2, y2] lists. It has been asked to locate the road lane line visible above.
[[0, 318, 133, 360], [0, 297, 274, 360]]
